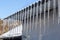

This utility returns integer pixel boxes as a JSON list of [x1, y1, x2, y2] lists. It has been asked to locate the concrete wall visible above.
[[22, 0, 60, 40], [3, 0, 59, 40], [22, 8, 59, 40]]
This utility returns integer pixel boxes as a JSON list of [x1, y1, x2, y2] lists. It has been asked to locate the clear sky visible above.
[[0, 0, 40, 19]]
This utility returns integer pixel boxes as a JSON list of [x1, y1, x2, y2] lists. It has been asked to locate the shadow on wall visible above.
[[3, 36, 22, 40]]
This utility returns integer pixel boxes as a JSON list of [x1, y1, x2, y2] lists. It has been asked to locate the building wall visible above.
[[22, 9, 59, 40], [3, 0, 60, 40], [22, 0, 59, 40]]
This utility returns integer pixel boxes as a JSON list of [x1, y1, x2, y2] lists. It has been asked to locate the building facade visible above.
[[0, 0, 60, 40]]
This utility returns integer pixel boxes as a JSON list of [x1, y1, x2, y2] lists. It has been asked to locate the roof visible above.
[[0, 24, 22, 38]]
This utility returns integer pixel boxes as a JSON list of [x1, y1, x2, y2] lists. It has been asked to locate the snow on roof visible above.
[[0, 24, 22, 38]]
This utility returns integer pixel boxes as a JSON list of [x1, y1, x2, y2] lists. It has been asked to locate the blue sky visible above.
[[0, 0, 39, 19]]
